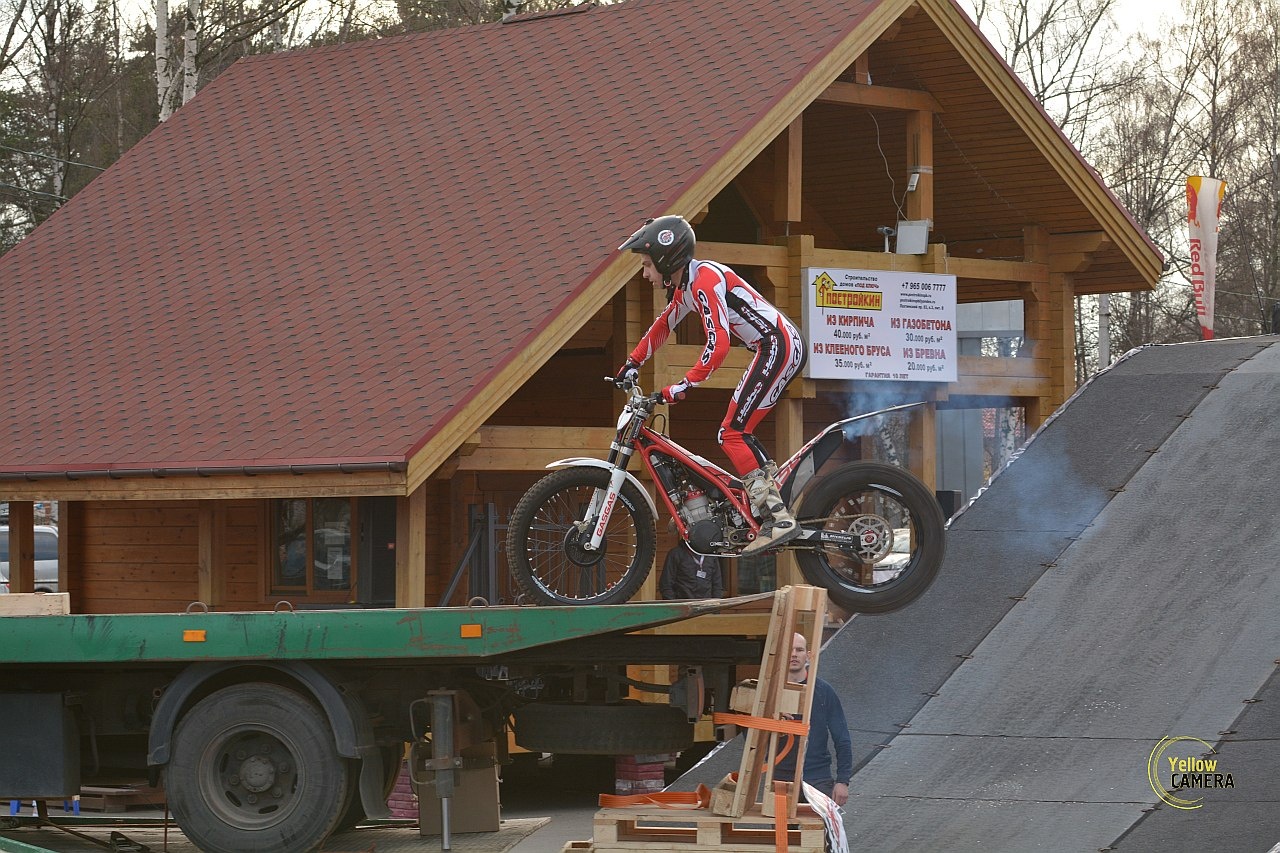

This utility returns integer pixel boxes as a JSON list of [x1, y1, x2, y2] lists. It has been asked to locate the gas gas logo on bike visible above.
[[1147, 736, 1234, 809]]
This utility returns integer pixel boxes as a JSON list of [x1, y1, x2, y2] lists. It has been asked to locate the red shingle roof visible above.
[[0, 0, 879, 477]]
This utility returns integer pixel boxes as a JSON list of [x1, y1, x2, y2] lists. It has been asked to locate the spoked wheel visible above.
[[794, 461, 945, 614], [506, 467, 657, 605]]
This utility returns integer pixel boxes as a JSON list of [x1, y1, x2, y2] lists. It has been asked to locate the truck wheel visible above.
[[166, 683, 350, 853], [514, 702, 693, 754]]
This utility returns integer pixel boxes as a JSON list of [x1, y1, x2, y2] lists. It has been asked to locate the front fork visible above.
[[581, 430, 641, 552], [583, 465, 630, 551]]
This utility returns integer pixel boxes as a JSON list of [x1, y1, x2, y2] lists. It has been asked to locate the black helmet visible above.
[[619, 215, 695, 279]]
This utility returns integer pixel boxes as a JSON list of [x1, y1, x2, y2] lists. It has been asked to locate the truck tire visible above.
[[166, 683, 350, 853], [513, 702, 693, 754]]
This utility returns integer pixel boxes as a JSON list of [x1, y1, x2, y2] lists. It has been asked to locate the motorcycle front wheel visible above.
[[794, 461, 945, 614], [506, 467, 657, 606]]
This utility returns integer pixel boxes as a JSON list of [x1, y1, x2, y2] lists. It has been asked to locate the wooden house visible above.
[[0, 0, 1162, 614]]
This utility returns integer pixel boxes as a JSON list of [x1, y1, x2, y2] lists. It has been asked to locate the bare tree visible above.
[[964, 0, 1133, 148], [962, 0, 1143, 381], [2, 0, 34, 76]]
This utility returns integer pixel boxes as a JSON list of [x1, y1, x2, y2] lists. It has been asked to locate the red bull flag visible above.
[[1186, 176, 1227, 340]]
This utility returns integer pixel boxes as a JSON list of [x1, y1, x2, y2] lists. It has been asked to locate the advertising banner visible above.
[[1186, 175, 1227, 341], [802, 267, 957, 382]]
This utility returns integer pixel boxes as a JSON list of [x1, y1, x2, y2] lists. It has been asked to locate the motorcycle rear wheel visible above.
[[506, 467, 657, 606], [795, 461, 945, 614]]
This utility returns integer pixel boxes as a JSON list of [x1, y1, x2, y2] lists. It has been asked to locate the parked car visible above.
[[0, 525, 60, 593]]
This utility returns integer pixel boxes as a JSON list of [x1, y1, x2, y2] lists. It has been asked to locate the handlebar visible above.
[[602, 376, 665, 407]]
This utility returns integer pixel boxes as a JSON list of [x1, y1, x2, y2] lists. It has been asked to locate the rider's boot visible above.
[[741, 463, 800, 555]]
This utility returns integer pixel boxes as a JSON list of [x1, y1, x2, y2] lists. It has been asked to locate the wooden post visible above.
[[396, 485, 428, 608], [197, 500, 227, 608], [772, 117, 802, 227], [6, 501, 34, 594], [56, 500, 77, 598], [907, 401, 938, 491], [1021, 225, 1053, 429], [1046, 271, 1076, 411], [904, 109, 934, 225]]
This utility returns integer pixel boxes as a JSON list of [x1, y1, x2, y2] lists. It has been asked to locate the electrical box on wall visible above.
[[895, 220, 930, 254]]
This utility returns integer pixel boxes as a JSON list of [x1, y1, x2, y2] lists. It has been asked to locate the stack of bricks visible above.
[[386, 760, 417, 818], [614, 753, 670, 796]]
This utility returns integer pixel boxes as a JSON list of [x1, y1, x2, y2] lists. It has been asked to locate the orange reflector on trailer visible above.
[[460, 624, 483, 639], [183, 629, 207, 642]]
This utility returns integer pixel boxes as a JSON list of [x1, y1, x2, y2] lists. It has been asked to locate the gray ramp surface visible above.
[[679, 337, 1280, 851]]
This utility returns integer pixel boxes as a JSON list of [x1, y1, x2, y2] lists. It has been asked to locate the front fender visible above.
[[545, 458, 660, 518], [779, 401, 925, 505]]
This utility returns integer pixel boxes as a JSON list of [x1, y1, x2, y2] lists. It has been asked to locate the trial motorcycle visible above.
[[505, 379, 945, 613]]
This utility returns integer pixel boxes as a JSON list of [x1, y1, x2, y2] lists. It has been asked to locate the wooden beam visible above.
[[816, 80, 944, 113], [950, 376, 1051, 398], [948, 256, 1048, 283], [853, 54, 871, 85], [458, 426, 617, 471], [0, 593, 70, 616], [1049, 232, 1112, 255], [0, 469, 407, 501]]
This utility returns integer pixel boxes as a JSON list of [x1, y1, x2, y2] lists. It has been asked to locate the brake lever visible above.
[[604, 375, 638, 391]]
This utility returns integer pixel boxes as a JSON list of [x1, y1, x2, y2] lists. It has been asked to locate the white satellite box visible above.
[[895, 220, 930, 254]]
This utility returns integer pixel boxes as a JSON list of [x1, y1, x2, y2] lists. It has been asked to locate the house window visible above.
[[272, 498, 355, 597]]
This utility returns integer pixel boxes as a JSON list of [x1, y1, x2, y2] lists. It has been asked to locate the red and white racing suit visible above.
[[629, 259, 807, 476]]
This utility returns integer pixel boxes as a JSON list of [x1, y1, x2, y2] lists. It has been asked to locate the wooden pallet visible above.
[[581, 805, 826, 853]]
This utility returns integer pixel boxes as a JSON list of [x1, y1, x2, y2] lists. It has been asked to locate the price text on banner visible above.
[[802, 268, 957, 382]]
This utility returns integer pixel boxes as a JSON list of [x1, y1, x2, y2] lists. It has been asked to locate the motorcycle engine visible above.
[[680, 487, 727, 553]]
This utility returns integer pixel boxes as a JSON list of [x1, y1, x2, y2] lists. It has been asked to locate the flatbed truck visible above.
[[0, 593, 772, 852]]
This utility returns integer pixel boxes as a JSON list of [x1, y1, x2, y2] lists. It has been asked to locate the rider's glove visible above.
[[661, 379, 691, 404], [614, 360, 640, 387]]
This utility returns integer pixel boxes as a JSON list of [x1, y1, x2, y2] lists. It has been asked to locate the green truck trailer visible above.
[[0, 594, 771, 852]]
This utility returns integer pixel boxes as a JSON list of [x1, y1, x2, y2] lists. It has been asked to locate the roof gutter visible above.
[[0, 461, 409, 482]]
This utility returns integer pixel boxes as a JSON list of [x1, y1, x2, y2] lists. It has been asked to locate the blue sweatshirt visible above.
[[772, 676, 853, 786]]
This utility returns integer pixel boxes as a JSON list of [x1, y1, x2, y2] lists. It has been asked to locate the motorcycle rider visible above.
[[615, 215, 807, 555]]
